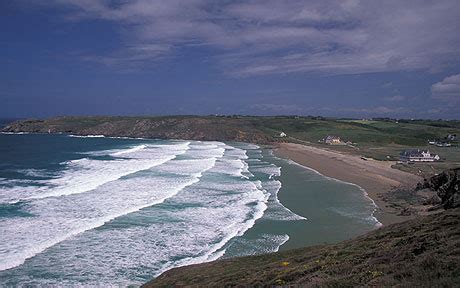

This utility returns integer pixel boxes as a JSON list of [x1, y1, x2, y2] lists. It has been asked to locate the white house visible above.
[[447, 134, 457, 141], [324, 135, 342, 145], [399, 149, 440, 162]]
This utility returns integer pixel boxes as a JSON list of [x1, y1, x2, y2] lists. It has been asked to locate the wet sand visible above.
[[275, 143, 423, 226]]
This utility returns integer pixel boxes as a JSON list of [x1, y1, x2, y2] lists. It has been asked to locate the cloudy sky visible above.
[[1, 0, 459, 118]]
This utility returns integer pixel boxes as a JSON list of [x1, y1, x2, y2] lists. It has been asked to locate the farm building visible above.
[[446, 134, 457, 141], [399, 149, 440, 162], [324, 135, 342, 145]]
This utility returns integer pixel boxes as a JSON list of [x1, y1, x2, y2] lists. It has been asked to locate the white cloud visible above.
[[32, 0, 460, 76], [431, 74, 460, 102]]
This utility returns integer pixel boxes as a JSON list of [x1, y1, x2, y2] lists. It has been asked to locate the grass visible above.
[[144, 208, 460, 287], [257, 117, 460, 176]]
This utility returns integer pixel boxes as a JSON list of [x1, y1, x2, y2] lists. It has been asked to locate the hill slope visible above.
[[4, 116, 460, 147], [145, 208, 460, 287], [1, 116, 274, 144]]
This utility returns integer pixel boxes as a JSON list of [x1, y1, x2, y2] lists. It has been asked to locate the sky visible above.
[[1, 1, 459, 119]]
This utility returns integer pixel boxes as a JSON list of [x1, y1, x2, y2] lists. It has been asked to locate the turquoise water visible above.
[[0, 133, 378, 286]]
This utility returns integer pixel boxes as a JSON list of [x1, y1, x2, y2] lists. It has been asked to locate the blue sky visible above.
[[1, 1, 459, 119]]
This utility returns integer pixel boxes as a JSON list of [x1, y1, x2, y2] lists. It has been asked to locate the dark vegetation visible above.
[[417, 168, 460, 209], [379, 168, 460, 216], [145, 208, 460, 287]]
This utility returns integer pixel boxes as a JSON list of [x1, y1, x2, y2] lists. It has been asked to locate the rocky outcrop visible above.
[[417, 168, 460, 209], [2, 116, 274, 144]]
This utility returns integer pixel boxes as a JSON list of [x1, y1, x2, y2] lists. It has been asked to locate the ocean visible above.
[[0, 132, 379, 286]]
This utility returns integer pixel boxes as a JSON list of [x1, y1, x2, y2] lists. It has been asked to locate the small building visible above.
[[429, 139, 452, 147], [435, 142, 451, 147], [324, 135, 342, 145], [399, 149, 440, 162], [446, 134, 457, 141], [275, 132, 287, 138]]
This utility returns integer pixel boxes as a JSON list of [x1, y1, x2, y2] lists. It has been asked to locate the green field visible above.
[[254, 117, 460, 177]]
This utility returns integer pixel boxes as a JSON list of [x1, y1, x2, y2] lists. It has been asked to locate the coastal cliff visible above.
[[418, 168, 460, 209], [2, 116, 274, 144], [145, 208, 460, 287]]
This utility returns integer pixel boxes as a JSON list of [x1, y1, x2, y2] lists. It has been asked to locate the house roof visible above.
[[325, 135, 340, 140], [400, 149, 431, 157]]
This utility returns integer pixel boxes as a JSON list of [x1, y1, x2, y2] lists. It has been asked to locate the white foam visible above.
[[280, 157, 381, 227], [0, 144, 223, 272], [68, 134, 105, 138], [224, 147, 249, 159], [1, 143, 271, 284], [223, 234, 290, 257], [156, 158, 217, 175], [188, 142, 220, 150], [0, 132, 29, 135], [185, 145, 226, 159], [250, 163, 281, 179], [212, 158, 253, 179], [0, 141, 287, 286], [242, 143, 260, 150], [107, 136, 149, 140], [81, 143, 150, 156], [0, 141, 386, 286], [15, 169, 58, 178], [208, 146, 255, 179], [0, 143, 190, 203], [150, 179, 269, 278], [110, 144, 147, 156], [262, 180, 307, 221]]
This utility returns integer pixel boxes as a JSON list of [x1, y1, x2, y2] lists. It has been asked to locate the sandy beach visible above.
[[275, 143, 423, 226]]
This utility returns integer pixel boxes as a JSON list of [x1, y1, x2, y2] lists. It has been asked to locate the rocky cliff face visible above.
[[418, 168, 460, 209], [2, 116, 274, 144]]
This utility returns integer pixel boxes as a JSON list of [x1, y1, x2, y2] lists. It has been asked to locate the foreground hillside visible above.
[[145, 208, 460, 287]]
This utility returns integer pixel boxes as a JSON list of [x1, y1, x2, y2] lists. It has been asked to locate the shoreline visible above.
[[1, 131, 421, 226], [274, 142, 423, 226], [279, 156, 382, 228]]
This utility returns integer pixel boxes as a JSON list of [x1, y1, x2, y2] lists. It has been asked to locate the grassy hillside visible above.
[[145, 208, 460, 287], [265, 117, 460, 177]]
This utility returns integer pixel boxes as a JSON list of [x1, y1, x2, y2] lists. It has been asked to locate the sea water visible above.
[[0, 133, 379, 286]]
